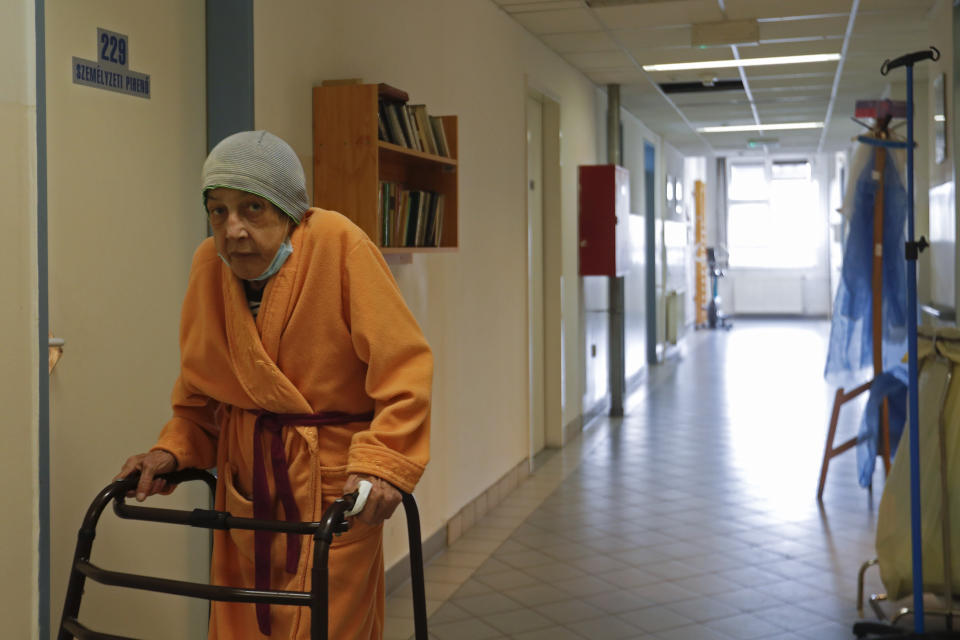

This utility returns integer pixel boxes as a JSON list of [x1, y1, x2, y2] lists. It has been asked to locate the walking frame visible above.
[[58, 469, 429, 640]]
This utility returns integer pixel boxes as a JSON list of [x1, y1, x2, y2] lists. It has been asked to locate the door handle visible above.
[[49, 333, 64, 374]]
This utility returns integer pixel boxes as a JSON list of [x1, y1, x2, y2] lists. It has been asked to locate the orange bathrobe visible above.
[[152, 209, 432, 639]]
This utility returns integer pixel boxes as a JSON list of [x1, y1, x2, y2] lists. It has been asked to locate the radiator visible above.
[[733, 276, 804, 314]]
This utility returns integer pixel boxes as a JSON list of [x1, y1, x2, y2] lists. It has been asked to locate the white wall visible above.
[[252, 0, 604, 566], [621, 110, 658, 381], [0, 1, 39, 636], [923, 0, 955, 316], [660, 143, 686, 343]]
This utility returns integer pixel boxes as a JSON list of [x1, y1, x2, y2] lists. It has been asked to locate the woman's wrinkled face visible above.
[[206, 187, 291, 280]]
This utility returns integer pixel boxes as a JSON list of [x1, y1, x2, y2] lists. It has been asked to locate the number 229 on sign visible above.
[[98, 29, 127, 67]]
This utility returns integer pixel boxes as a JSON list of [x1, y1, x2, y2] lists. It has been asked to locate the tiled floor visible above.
[[385, 318, 894, 639]]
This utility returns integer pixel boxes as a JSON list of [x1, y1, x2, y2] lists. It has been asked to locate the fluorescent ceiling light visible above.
[[643, 53, 840, 72], [698, 122, 824, 133], [935, 114, 946, 122]]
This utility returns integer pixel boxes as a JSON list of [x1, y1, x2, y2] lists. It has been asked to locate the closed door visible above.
[[45, 2, 209, 635]]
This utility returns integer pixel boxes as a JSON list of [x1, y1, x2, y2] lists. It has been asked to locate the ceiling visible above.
[[491, 0, 938, 156]]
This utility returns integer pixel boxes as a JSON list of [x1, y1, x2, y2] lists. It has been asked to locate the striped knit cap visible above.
[[202, 130, 309, 224]]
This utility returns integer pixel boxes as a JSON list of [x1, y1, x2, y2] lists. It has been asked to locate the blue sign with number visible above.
[[73, 28, 150, 99]]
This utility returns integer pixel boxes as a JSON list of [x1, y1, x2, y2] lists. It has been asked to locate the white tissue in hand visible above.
[[344, 480, 373, 517]]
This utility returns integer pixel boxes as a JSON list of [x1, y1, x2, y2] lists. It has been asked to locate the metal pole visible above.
[[34, 0, 51, 634], [607, 84, 625, 417], [905, 62, 925, 633]]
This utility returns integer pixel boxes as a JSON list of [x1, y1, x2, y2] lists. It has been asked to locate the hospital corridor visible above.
[[382, 319, 883, 640], [4, 1, 960, 639]]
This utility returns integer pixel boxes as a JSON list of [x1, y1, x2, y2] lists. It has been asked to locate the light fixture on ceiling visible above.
[[643, 54, 841, 72], [691, 20, 759, 48], [698, 122, 824, 133]]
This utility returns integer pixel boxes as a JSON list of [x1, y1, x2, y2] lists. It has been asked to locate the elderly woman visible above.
[[117, 131, 432, 639]]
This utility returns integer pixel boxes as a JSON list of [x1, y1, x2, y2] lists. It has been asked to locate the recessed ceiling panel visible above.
[[745, 72, 834, 87], [854, 10, 930, 33], [678, 111, 754, 128], [564, 50, 636, 69], [498, 0, 586, 9], [724, 0, 850, 21], [612, 26, 693, 51], [734, 41, 845, 59], [540, 31, 621, 53], [858, 0, 936, 11], [592, 0, 723, 29], [758, 16, 847, 42], [846, 36, 932, 59], [619, 47, 728, 68], [750, 82, 832, 96], [740, 61, 839, 78], [586, 67, 649, 84], [667, 88, 749, 105], [685, 105, 756, 125], [510, 8, 600, 34], [755, 104, 829, 120]]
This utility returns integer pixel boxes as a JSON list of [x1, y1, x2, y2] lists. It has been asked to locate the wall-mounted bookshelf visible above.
[[312, 82, 458, 252]]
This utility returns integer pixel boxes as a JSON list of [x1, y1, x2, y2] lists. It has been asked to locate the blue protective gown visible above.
[[824, 146, 909, 486], [825, 147, 908, 382]]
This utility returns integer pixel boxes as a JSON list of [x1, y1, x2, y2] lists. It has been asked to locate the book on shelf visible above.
[[402, 105, 422, 152], [384, 103, 408, 148], [410, 105, 438, 155], [377, 104, 389, 142], [434, 194, 444, 247], [395, 104, 418, 151], [379, 181, 446, 247], [376, 95, 450, 157], [429, 116, 450, 157], [406, 191, 420, 246], [414, 192, 429, 246]]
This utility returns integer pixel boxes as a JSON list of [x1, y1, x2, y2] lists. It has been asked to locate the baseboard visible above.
[[561, 414, 583, 445], [445, 458, 530, 547], [582, 395, 610, 429], [385, 457, 531, 594], [384, 521, 446, 594], [625, 368, 647, 396]]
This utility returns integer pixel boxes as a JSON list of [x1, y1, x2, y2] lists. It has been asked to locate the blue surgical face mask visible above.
[[217, 237, 293, 282], [250, 237, 293, 281]]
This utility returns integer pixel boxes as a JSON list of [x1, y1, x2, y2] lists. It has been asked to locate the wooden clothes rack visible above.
[[817, 118, 897, 501]]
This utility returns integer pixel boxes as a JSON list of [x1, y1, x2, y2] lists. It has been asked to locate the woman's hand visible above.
[[115, 450, 178, 501], [342, 473, 401, 526]]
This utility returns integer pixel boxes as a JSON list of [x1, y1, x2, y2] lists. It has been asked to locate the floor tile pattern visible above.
[[386, 320, 892, 639]]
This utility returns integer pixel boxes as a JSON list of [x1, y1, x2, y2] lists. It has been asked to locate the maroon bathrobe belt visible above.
[[250, 409, 375, 636]]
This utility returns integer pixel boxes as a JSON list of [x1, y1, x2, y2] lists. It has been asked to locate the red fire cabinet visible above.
[[579, 164, 630, 276]]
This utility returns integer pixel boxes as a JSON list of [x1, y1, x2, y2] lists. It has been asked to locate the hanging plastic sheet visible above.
[[825, 145, 909, 384], [856, 363, 908, 487], [877, 328, 960, 602]]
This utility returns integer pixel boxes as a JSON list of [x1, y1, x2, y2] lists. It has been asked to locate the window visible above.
[[727, 160, 819, 269]]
